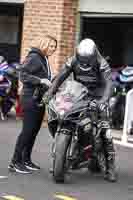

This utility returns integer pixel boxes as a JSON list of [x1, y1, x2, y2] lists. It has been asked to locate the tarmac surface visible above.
[[0, 118, 132, 200]]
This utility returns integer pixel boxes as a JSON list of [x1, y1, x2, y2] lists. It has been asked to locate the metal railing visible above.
[[114, 88, 133, 148]]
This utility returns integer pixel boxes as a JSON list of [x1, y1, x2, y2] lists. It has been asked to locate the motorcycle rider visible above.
[[46, 38, 117, 182]]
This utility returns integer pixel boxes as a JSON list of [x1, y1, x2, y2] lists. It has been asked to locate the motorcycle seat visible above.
[[119, 74, 133, 83], [121, 66, 133, 76]]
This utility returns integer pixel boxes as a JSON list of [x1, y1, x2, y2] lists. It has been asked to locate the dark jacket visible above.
[[21, 47, 51, 101], [48, 52, 112, 104]]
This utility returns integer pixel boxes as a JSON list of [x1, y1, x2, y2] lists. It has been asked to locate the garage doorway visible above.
[[80, 17, 133, 67], [0, 3, 24, 63]]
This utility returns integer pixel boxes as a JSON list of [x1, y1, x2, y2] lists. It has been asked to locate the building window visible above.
[[0, 15, 19, 44]]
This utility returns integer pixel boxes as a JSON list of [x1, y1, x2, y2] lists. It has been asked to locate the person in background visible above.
[[8, 35, 57, 174], [15, 79, 23, 120]]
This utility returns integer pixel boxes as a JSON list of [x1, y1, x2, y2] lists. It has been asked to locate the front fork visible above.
[[50, 125, 73, 158]]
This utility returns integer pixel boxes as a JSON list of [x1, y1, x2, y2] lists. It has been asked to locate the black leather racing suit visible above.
[[48, 50, 116, 178]]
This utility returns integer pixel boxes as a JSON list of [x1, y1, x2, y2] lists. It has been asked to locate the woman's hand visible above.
[[40, 78, 52, 87], [18, 80, 23, 95]]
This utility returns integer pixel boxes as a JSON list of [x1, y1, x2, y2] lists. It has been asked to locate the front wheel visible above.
[[97, 151, 106, 174], [53, 131, 71, 183]]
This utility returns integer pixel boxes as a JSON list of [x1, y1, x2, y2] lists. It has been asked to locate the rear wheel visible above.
[[89, 157, 101, 173], [53, 131, 71, 183]]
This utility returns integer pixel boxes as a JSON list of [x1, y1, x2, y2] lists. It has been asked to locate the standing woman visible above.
[[8, 35, 57, 174]]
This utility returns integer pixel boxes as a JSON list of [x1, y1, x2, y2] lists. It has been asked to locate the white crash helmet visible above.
[[76, 38, 97, 69]]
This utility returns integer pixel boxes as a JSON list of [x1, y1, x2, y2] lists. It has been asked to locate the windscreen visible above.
[[49, 80, 89, 114]]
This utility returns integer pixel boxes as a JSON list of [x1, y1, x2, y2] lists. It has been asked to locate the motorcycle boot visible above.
[[102, 129, 117, 182], [89, 128, 101, 173]]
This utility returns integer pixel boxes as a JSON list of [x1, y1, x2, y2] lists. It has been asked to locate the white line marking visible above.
[[0, 176, 8, 179], [2, 195, 24, 200], [54, 194, 77, 200]]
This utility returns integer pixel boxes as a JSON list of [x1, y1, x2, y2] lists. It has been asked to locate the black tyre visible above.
[[89, 157, 101, 173], [97, 151, 106, 174], [53, 132, 71, 183]]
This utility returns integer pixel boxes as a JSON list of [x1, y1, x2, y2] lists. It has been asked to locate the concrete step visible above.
[[112, 129, 133, 144], [111, 129, 122, 140]]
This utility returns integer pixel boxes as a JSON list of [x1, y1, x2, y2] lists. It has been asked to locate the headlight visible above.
[[84, 122, 92, 132], [59, 110, 65, 117], [69, 112, 81, 119]]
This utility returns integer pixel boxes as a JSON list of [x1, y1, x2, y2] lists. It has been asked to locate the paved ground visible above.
[[0, 118, 132, 200]]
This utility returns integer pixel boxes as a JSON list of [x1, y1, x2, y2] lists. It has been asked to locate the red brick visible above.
[[21, 0, 78, 72]]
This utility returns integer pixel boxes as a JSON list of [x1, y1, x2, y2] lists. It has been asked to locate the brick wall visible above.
[[21, 0, 78, 74]]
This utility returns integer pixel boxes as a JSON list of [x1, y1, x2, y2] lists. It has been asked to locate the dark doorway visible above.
[[80, 17, 133, 66], [0, 3, 24, 63]]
